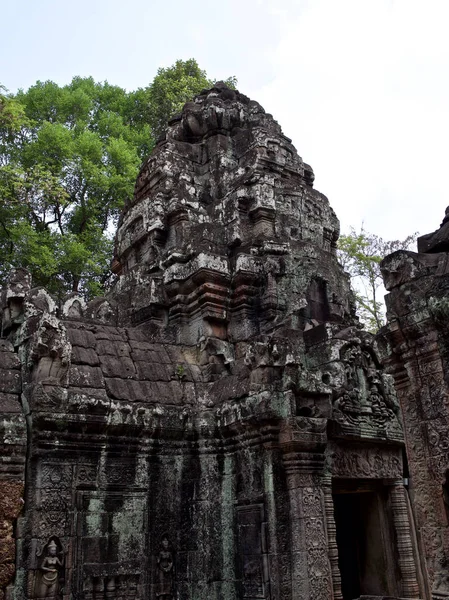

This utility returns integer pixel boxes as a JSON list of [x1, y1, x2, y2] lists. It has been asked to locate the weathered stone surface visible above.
[[0, 84, 433, 600], [0, 482, 23, 600], [380, 211, 449, 599], [0, 279, 26, 600]]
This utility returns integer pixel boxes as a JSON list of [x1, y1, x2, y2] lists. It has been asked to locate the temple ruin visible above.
[[0, 83, 448, 600]]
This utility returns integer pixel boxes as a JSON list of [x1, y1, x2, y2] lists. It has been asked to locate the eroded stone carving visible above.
[[156, 536, 174, 600]]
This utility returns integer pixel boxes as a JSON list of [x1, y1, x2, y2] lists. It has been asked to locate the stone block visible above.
[[69, 365, 105, 388]]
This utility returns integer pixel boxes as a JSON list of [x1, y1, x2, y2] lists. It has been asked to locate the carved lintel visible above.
[[330, 444, 402, 479]]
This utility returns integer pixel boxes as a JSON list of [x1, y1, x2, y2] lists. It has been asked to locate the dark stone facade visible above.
[[0, 83, 440, 600], [381, 215, 449, 600]]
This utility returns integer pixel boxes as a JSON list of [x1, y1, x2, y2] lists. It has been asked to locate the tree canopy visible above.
[[338, 226, 417, 332], [147, 59, 237, 139], [0, 60, 235, 300]]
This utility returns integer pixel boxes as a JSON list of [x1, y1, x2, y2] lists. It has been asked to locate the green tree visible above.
[[0, 78, 150, 298], [0, 61, 236, 299], [148, 59, 237, 139], [338, 226, 417, 332]]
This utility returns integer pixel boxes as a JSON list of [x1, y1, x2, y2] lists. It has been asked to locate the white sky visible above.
[[2, 0, 448, 242]]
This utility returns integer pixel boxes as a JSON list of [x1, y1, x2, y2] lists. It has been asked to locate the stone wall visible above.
[[0, 271, 27, 600], [381, 220, 449, 599]]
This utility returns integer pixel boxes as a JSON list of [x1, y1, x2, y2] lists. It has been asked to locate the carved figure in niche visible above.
[[334, 389, 362, 424], [156, 535, 174, 599], [369, 384, 392, 422], [342, 344, 361, 386], [35, 538, 64, 599]]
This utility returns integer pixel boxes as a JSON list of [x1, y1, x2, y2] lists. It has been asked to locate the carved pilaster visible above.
[[105, 577, 116, 600], [389, 480, 421, 599], [93, 577, 105, 600], [323, 478, 342, 600], [283, 453, 332, 600]]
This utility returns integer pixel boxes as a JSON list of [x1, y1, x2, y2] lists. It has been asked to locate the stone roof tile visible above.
[[93, 325, 128, 341], [67, 328, 96, 348], [99, 356, 137, 379], [134, 361, 171, 381], [69, 365, 105, 389], [95, 340, 131, 358], [71, 347, 100, 367]]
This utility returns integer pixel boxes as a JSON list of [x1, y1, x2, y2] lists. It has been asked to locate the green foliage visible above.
[[0, 78, 147, 299], [148, 59, 237, 139], [175, 364, 186, 380], [338, 226, 417, 333], [0, 61, 236, 300]]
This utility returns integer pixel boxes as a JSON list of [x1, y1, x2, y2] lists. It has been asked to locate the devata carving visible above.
[[156, 536, 174, 600], [2, 83, 446, 600], [31, 538, 64, 600]]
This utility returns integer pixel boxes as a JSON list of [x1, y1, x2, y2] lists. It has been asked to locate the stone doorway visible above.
[[332, 480, 399, 600]]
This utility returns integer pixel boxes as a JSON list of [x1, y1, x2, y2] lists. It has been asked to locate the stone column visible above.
[[322, 476, 342, 600], [283, 452, 333, 600], [389, 480, 421, 599]]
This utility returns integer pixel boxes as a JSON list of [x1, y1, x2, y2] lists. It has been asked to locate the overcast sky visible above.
[[2, 0, 448, 242]]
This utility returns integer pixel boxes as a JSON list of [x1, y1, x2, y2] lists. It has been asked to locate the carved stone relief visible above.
[[28, 537, 65, 600], [330, 444, 402, 479], [155, 536, 174, 600], [332, 342, 402, 436]]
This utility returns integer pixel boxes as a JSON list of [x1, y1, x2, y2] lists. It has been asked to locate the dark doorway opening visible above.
[[333, 482, 398, 600]]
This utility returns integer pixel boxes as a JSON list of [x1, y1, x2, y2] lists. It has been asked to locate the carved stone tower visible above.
[[0, 84, 427, 600]]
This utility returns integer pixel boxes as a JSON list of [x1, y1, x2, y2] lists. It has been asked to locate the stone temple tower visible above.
[[0, 84, 427, 600]]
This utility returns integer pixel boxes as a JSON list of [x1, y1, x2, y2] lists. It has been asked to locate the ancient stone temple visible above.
[[0, 82, 439, 600]]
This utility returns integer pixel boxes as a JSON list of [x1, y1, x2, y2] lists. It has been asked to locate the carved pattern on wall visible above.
[[383, 334, 449, 595], [302, 488, 322, 518], [98, 461, 146, 488], [304, 503, 332, 600], [283, 453, 333, 600], [34, 463, 73, 538], [76, 464, 98, 486], [38, 491, 68, 537], [41, 464, 73, 488]]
